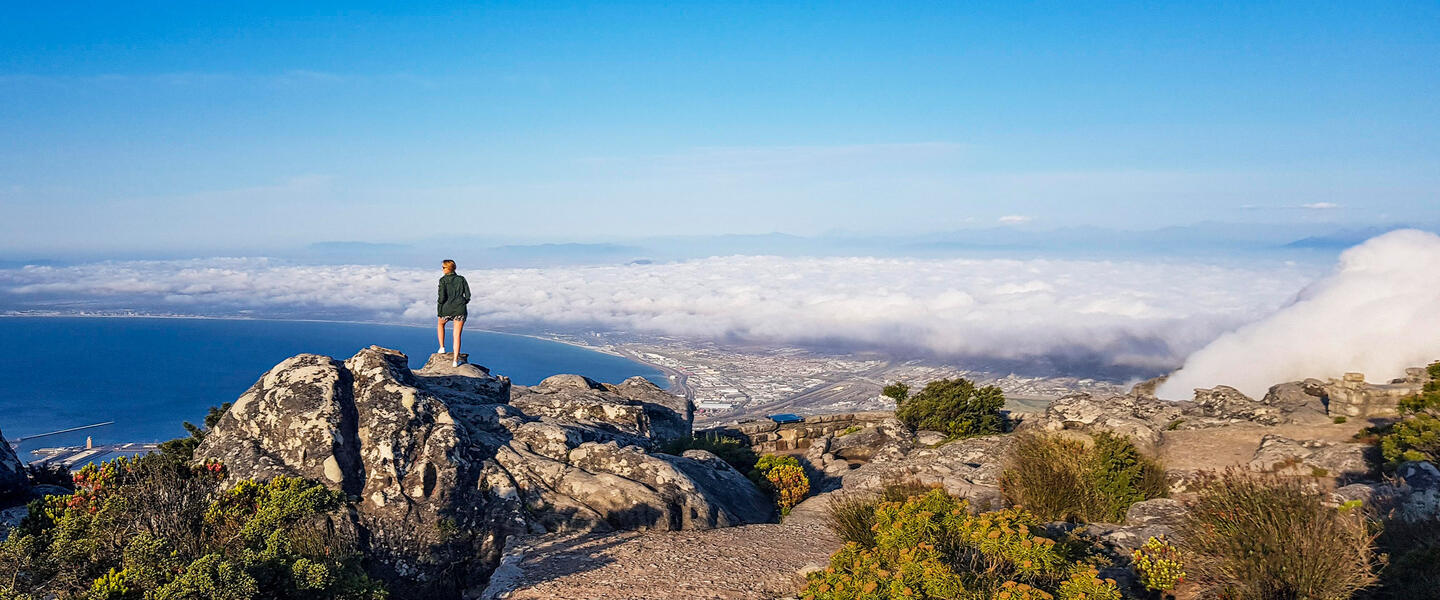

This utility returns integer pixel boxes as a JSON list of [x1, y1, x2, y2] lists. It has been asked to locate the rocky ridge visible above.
[[195, 347, 770, 598], [1022, 370, 1424, 454]]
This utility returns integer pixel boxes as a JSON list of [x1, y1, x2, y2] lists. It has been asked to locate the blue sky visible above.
[[2, 2, 1438, 255]]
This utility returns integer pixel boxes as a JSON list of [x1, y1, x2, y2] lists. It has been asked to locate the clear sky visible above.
[[2, 2, 1438, 255]]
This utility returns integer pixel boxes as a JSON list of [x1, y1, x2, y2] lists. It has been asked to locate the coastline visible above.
[[0, 312, 672, 387]]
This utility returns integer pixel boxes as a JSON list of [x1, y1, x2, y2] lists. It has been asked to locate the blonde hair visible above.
[[441, 259, 456, 273]]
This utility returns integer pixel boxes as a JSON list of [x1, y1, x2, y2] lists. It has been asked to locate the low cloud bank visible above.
[[1, 254, 1318, 377], [1157, 229, 1440, 399]]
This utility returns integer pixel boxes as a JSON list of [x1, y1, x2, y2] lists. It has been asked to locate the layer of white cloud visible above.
[[1, 254, 1319, 376], [1157, 229, 1440, 399]]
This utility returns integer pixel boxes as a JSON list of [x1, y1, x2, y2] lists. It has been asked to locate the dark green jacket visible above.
[[437, 273, 471, 317]]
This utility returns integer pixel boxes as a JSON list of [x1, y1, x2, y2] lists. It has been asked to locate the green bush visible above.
[[1361, 516, 1440, 599], [0, 453, 385, 600], [825, 481, 937, 547], [1376, 362, 1440, 468], [890, 378, 1006, 439], [659, 432, 759, 473], [999, 432, 1168, 523], [1178, 470, 1378, 600], [751, 454, 810, 516], [1130, 536, 1185, 593], [800, 489, 1119, 600]]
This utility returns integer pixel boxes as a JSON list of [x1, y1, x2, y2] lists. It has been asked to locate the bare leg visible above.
[[436, 318, 447, 353], [452, 318, 465, 365]]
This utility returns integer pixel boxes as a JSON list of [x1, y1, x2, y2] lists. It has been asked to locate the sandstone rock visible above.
[[824, 418, 914, 463], [915, 430, 947, 446], [1330, 463, 1440, 523], [842, 435, 1012, 510], [511, 375, 692, 445], [1186, 386, 1294, 426], [197, 346, 760, 598], [1023, 393, 1175, 454], [1321, 373, 1421, 418], [0, 427, 28, 500], [1398, 461, 1440, 491], [1124, 498, 1187, 528], [1248, 434, 1376, 481]]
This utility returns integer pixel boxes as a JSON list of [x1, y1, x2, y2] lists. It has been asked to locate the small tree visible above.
[[881, 382, 910, 404], [893, 378, 1006, 438]]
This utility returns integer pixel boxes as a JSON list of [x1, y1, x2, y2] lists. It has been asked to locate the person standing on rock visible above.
[[436, 259, 471, 367]]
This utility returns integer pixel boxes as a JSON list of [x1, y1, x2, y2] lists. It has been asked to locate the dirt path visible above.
[[489, 495, 839, 600]]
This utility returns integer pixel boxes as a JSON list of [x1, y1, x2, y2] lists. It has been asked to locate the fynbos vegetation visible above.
[[0, 452, 385, 600], [885, 378, 1006, 439], [807, 488, 1120, 600], [999, 432, 1168, 523]]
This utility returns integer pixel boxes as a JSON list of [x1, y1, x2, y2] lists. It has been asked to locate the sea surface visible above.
[[0, 317, 664, 455]]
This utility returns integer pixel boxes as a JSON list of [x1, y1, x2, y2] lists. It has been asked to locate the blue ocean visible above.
[[0, 318, 664, 457]]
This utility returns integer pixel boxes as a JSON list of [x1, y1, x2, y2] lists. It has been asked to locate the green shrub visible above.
[[890, 378, 1006, 439], [1178, 470, 1378, 600], [1377, 361, 1440, 468], [825, 481, 937, 547], [800, 489, 1119, 600], [751, 454, 810, 516], [999, 432, 1167, 523], [659, 432, 759, 473], [1334, 415, 1349, 424], [1361, 516, 1440, 599], [1130, 536, 1185, 593], [0, 453, 385, 600]]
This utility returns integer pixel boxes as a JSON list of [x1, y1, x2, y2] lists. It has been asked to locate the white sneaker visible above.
[[452, 360, 460, 368], [438, 346, 446, 354]]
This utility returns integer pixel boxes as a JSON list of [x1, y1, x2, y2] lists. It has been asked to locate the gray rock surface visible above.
[[840, 435, 1012, 510], [196, 347, 760, 598], [1023, 392, 1177, 453], [1248, 434, 1375, 481], [1331, 461, 1440, 523], [510, 374, 693, 445], [1124, 498, 1187, 528], [0, 427, 28, 500]]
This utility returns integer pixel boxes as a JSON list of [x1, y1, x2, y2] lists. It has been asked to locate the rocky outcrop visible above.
[[1333, 461, 1440, 523], [510, 374, 693, 445], [196, 347, 764, 598], [1021, 393, 1179, 453], [840, 435, 1013, 510], [1248, 434, 1376, 481], [1023, 373, 1364, 452], [710, 412, 896, 453], [0, 428, 28, 500], [1322, 371, 1423, 418]]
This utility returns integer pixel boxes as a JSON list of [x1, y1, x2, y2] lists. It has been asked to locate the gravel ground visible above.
[[495, 494, 840, 600]]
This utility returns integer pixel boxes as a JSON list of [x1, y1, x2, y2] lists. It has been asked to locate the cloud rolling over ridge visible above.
[[1157, 229, 1440, 399]]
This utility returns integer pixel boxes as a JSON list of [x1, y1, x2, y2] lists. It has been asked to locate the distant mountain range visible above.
[[6, 222, 1436, 268]]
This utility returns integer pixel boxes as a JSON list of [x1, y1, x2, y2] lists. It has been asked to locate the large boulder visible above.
[[841, 435, 1013, 510], [1022, 393, 1177, 454], [1184, 385, 1328, 427], [197, 347, 761, 598], [510, 374, 693, 445], [1248, 434, 1376, 482], [0, 428, 28, 501]]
